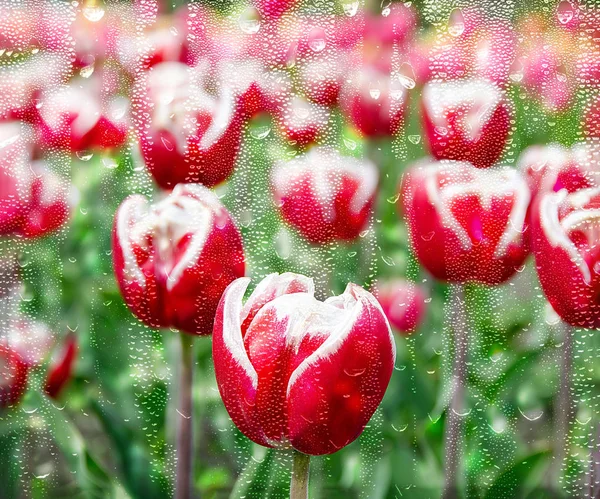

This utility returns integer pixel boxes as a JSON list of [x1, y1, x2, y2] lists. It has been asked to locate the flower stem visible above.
[[175, 333, 194, 499], [442, 285, 468, 499], [290, 450, 310, 499], [552, 322, 574, 491]]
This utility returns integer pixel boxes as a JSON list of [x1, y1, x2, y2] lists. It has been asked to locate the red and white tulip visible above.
[[421, 79, 511, 168], [212, 273, 395, 455], [37, 80, 129, 152], [112, 183, 245, 336], [0, 124, 71, 239], [276, 95, 330, 146], [271, 148, 378, 244], [533, 186, 600, 328], [135, 62, 244, 189], [340, 65, 408, 138], [401, 160, 531, 285]]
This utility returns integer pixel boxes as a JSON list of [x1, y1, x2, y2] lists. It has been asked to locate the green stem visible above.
[[442, 285, 468, 499], [175, 334, 194, 499], [290, 451, 310, 499], [552, 322, 574, 492]]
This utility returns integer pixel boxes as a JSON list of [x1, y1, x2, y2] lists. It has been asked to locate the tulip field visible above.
[[3, 0, 600, 497]]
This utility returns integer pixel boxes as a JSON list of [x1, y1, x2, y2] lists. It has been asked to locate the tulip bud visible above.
[[421, 79, 511, 168], [213, 273, 395, 455], [533, 186, 600, 328], [298, 58, 346, 107], [518, 143, 595, 200], [0, 124, 71, 239], [135, 62, 244, 189], [340, 65, 408, 138], [0, 343, 28, 408], [271, 148, 378, 244], [44, 335, 78, 399], [401, 160, 531, 285], [37, 81, 129, 152], [373, 279, 427, 335], [112, 183, 245, 335], [276, 96, 330, 147]]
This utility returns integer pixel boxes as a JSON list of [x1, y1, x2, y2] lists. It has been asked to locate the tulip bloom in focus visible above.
[[112, 183, 245, 336], [213, 273, 395, 455], [135, 62, 244, 190], [533, 186, 600, 329], [401, 160, 531, 285], [421, 79, 511, 168], [271, 148, 378, 244], [374, 279, 427, 335]]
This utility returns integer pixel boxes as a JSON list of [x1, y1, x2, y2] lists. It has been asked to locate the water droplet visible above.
[[308, 27, 326, 53], [80, 63, 94, 78], [76, 151, 93, 161], [369, 82, 381, 100], [448, 8, 465, 37], [397, 63, 416, 89], [381, 0, 391, 16], [82, 1, 105, 22], [557, 1, 574, 25], [102, 157, 118, 169], [342, 0, 359, 17], [343, 137, 357, 150], [408, 134, 421, 144], [250, 126, 271, 140], [161, 136, 174, 151], [238, 7, 261, 35]]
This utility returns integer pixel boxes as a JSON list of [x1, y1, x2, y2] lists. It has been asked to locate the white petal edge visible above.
[[286, 283, 395, 396], [221, 277, 259, 389]]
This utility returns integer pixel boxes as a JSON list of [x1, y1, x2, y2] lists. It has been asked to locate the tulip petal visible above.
[[213, 277, 270, 447], [241, 272, 314, 335], [286, 284, 395, 455]]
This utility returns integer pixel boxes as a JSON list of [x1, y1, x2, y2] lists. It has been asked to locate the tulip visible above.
[[401, 158, 530, 498], [271, 147, 378, 244], [44, 335, 78, 399], [373, 279, 427, 335], [401, 159, 531, 286], [298, 57, 347, 107], [135, 62, 244, 189], [532, 186, 600, 329], [340, 65, 408, 138], [0, 165, 71, 239], [37, 81, 129, 152], [113, 182, 245, 498], [0, 343, 28, 409], [1, 318, 77, 407], [517, 143, 594, 200], [276, 96, 330, 147], [0, 53, 71, 123], [0, 124, 71, 239], [112, 183, 245, 335], [213, 273, 395, 492], [421, 79, 511, 169]]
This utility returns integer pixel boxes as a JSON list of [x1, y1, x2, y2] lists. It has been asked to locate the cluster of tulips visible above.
[[1, 0, 600, 496]]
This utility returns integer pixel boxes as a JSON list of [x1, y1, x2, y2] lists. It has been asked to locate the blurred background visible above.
[[1, 0, 600, 497]]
